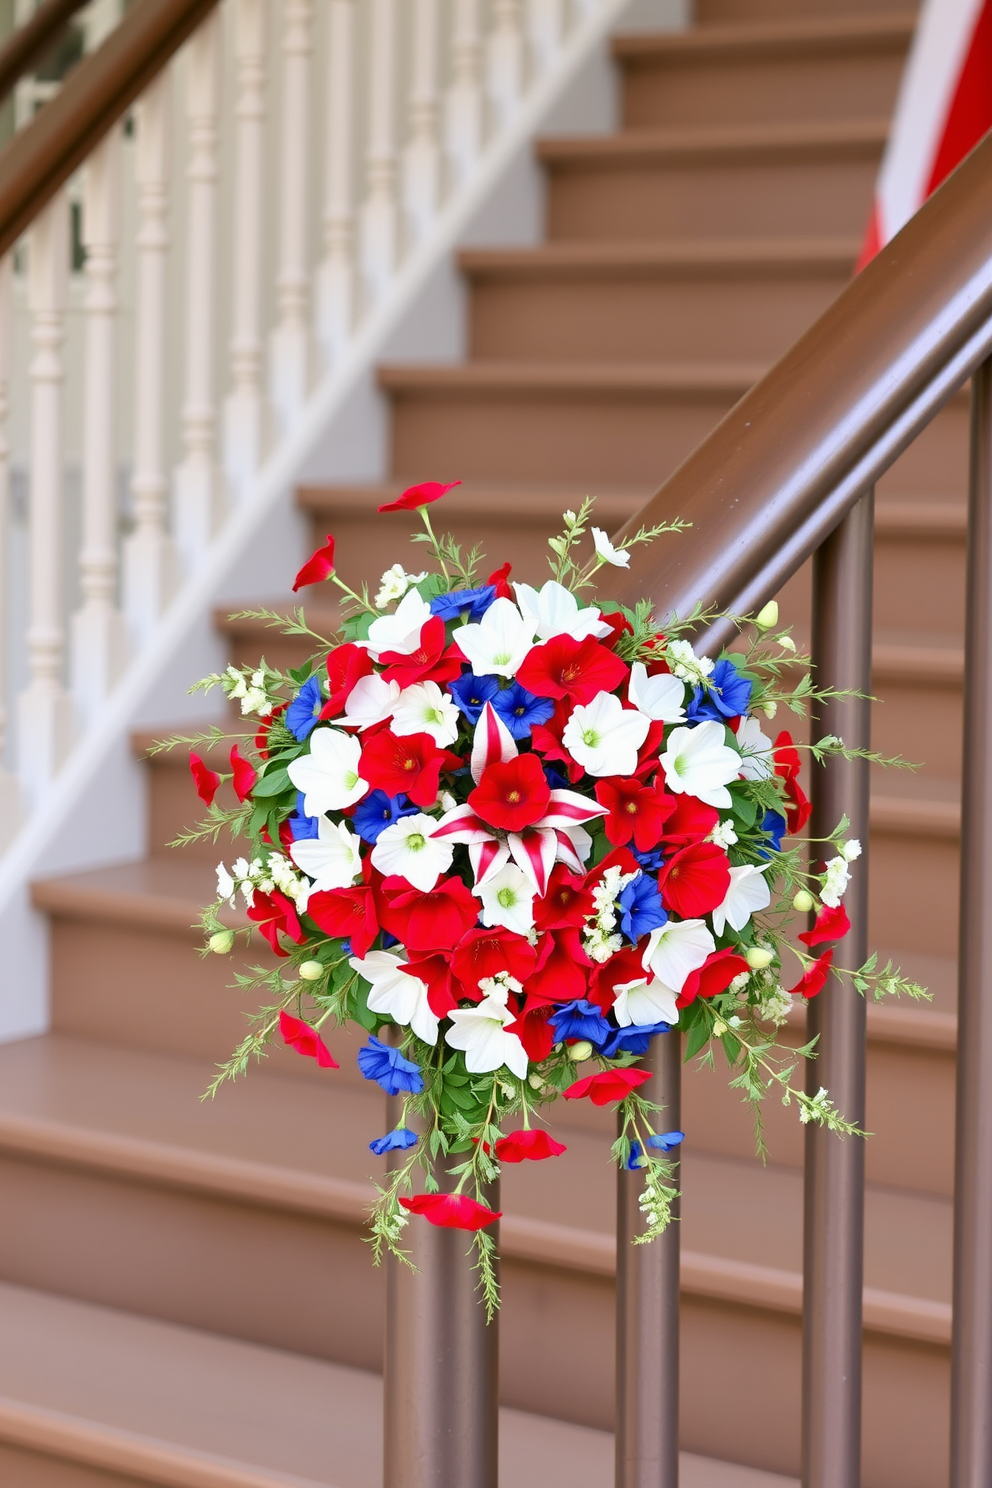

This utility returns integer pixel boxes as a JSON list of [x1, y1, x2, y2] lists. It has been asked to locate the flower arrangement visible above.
[[172, 481, 924, 1313]]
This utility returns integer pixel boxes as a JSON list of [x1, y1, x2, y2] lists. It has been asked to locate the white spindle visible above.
[[174, 14, 223, 570], [72, 128, 129, 723], [528, 0, 565, 67], [269, 0, 312, 432], [361, 0, 399, 301], [316, 0, 357, 366], [0, 256, 22, 845], [19, 194, 74, 803], [224, 0, 266, 496], [403, 0, 441, 242], [445, 0, 483, 184], [487, 1, 524, 124]]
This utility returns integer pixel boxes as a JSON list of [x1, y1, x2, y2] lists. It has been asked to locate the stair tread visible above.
[[458, 236, 860, 278], [30, 856, 249, 934], [537, 116, 890, 164], [0, 1280, 796, 1488], [613, 11, 915, 60], [377, 359, 765, 392]]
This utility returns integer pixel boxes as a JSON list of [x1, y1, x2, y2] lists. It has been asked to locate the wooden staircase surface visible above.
[[4, 2, 962, 1485]]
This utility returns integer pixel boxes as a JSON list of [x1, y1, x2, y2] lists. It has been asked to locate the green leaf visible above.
[[684, 1015, 710, 1061], [251, 767, 292, 798]]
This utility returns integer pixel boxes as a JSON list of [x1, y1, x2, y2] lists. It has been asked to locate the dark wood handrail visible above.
[[0, 0, 90, 105], [599, 125, 992, 642], [0, 0, 220, 257]]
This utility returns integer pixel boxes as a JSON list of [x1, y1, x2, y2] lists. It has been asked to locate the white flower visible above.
[[666, 639, 714, 686], [735, 716, 774, 781], [375, 563, 426, 610], [755, 983, 793, 1026], [612, 974, 680, 1028], [842, 839, 862, 862], [370, 813, 454, 892], [627, 661, 686, 723], [391, 681, 460, 746], [562, 691, 650, 777], [821, 855, 852, 908], [660, 720, 741, 809], [344, 674, 401, 731], [225, 665, 272, 717], [366, 587, 433, 659], [289, 817, 362, 892], [349, 950, 439, 1045], [216, 862, 236, 905], [512, 579, 610, 643], [591, 527, 630, 568], [711, 865, 771, 937], [709, 819, 738, 849], [287, 727, 367, 814], [474, 863, 536, 936], [445, 993, 529, 1078], [266, 851, 311, 913], [452, 596, 536, 679], [642, 918, 715, 994]]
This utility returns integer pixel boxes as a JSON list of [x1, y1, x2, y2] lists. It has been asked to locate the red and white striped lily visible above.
[[433, 704, 606, 895]]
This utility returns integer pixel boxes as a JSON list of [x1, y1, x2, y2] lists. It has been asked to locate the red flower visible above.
[[360, 729, 458, 808], [662, 794, 719, 847], [515, 1005, 555, 1062], [469, 754, 551, 832], [308, 879, 379, 958], [799, 903, 851, 948], [588, 944, 648, 1013], [774, 731, 812, 834], [379, 875, 479, 953], [524, 928, 590, 1006], [516, 634, 628, 705], [495, 1129, 567, 1162], [530, 699, 582, 783], [793, 949, 833, 999], [452, 927, 538, 992], [403, 954, 462, 1018], [564, 1068, 652, 1105], [379, 617, 462, 689], [292, 533, 335, 591], [596, 777, 676, 851], [658, 843, 731, 918], [534, 866, 596, 931], [247, 890, 306, 957], [378, 479, 461, 513], [321, 643, 374, 719], [677, 948, 750, 1010], [229, 745, 256, 803], [487, 562, 513, 599], [189, 752, 220, 805], [253, 701, 287, 760], [399, 1192, 501, 1229], [279, 1009, 339, 1068]]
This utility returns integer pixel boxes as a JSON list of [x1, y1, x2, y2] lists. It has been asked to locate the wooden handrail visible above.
[[0, 0, 221, 257], [0, 0, 90, 105]]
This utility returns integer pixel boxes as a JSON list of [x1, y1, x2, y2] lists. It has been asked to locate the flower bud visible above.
[[793, 889, 815, 914], [712, 1019, 728, 1038], [746, 946, 774, 970], [778, 635, 797, 652], [528, 1073, 545, 1090], [208, 930, 235, 954], [298, 960, 324, 981], [755, 600, 779, 631], [568, 1040, 594, 1063]]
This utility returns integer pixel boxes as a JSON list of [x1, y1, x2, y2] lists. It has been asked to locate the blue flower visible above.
[[759, 809, 786, 856], [618, 873, 668, 942], [491, 682, 554, 740], [632, 844, 666, 873], [687, 657, 752, 723], [357, 1036, 424, 1096], [352, 789, 419, 844], [288, 790, 320, 840], [598, 1021, 671, 1058], [626, 1131, 683, 1168], [550, 999, 612, 1045], [449, 671, 500, 724], [369, 1127, 419, 1156], [285, 675, 324, 741], [430, 585, 496, 622], [542, 761, 572, 791]]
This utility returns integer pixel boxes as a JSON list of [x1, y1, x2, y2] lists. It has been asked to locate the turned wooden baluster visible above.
[[487, 0, 524, 127], [361, 0, 399, 303], [528, 0, 564, 68], [317, 0, 357, 366], [404, 0, 441, 243], [270, 0, 312, 432], [445, 0, 483, 185], [0, 253, 21, 846]]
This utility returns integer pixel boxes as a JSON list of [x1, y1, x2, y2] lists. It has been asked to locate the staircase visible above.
[[0, 2, 961, 1485]]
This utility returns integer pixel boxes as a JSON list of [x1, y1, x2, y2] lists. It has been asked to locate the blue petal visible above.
[[550, 999, 612, 1045], [449, 671, 499, 723], [686, 658, 752, 723], [369, 1127, 419, 1155], [430, 585, 496, 623], [285, 675, 324, 741], [352, 789, 418, 844], [490, 682, 554, 740], [646, 1130, 684, 1153], [357, 1035, 425, 1096]]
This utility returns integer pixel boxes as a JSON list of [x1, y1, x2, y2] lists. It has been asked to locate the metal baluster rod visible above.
[[802, 490, 873, 1488], [951, 357, 992, 1488], [616, 1029, 681, 1488]]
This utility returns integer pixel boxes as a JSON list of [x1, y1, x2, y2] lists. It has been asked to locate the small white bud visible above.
[[762, 701, 778, 719], [528, 1073, 544, 1090], [793, 889, 815, 914], [842, 839, 862, 862], [746, 946, 774, 971], [712, 1019, 728, 1037], [298, 960, 324, 981], [754, 600, 779, 631], [208, 930, 235, 954], [568, 1040, 594, 1063], [778, 635, 797, 652]]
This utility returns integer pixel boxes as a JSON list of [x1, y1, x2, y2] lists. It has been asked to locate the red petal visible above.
[[792, 949, 834, 999], [398, 1192, 501, 1229], [676, 948, 750, 1010], [495, 1129, 567, 1162], [799, 903, 851, 948], [229, 745, 257, 803], [278, 1009, 339, 1068], [189, 752, 220, 806], [378, 480, 462, 513], [563, 1068, 652, 1105], [292, 534, 335, 591]]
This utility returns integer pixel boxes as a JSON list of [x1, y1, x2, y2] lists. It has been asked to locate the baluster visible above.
[[951, 359, 992, 1488], [316, 0, 356, 366], [802, 494, 872, 1488], [528, 0, 564, 69], [403, 0, 440, 243], [616, 1031, 680, 1488], [361, 0, 399, 303], [124, 73, 177, 646], [18, 193, 74, 804], [72, 127, 128, 724], [270, 0, 312, 432], [445, 0, 483, 186], [0, 254, 22, 846], [224, 0, 267, 498], [174, 13, 223, 572], [487, 1, 524, 127]]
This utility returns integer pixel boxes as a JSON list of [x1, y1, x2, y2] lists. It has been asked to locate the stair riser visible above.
[[698, 0, 915, 19], [874, 532, 965, 634], [544, 156, 878, 242], [870, 679, 962, 781], [466, 270, 848, 364], [621, 49, 905, 131], [0, 1444, 150, 1488], [869, 831, 960, 959], [877, 398, 969, 499]]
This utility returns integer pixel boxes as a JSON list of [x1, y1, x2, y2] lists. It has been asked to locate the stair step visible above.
[[457, 237, 861, 278], [613, 12, 916, 59], [537, 118, 890, 168]]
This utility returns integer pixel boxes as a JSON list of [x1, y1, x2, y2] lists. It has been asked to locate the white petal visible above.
[[366, 588, 433, 658], [345, 674, 401, 730], [711, 865, 771, 937], [287, 727, 368, 814], [628, 662, 686, 723], [289, 818, 362, 891], [613, 976, 680, 1027], [642, 919, 714, 994]]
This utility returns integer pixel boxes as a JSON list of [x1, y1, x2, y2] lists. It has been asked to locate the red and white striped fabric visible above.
[[858, 0, 992, 268]]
